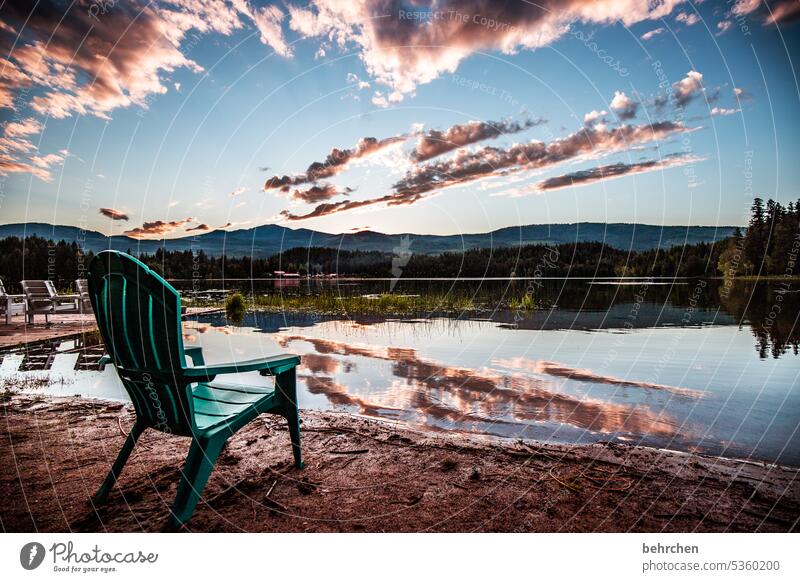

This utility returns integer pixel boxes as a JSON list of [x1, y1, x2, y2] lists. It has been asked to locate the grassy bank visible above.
[[254, 292, 480, 315], [186, 291, 540, 316]]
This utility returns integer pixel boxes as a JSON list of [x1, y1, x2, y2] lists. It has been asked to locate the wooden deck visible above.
[[0, 308, 223, 349]]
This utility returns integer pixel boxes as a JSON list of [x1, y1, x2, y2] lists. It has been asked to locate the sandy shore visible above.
[[1, 394, 797, 532]]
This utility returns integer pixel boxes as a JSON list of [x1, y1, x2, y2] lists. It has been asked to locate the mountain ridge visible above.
[[0, 222, 738, 257]]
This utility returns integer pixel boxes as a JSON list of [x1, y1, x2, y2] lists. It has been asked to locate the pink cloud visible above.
[[0, 1, 290, 121], [2, 117, 42, 138], [282, 120, 696, 221], [413, 117, 543, 162], [124, 217, 197, 238], [0, 154, 52, 181], [675, 12, 701, 26], [288, 0, 688, 99]]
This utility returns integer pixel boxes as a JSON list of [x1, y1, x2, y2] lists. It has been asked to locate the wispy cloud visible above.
[[0, 118, 66, 181], [392, 121, 695, 199], [2, 117, 42, 138], [533, 154, 704, 192], [280, 191, 425, 221], [281, 121, 696, 221], [0, 154, 52, 181], [641, 27, 665, 40], [711, 106, 740, 117]]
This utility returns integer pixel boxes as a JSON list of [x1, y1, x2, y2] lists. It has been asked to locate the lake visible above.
[[2, 279, 799, 465]]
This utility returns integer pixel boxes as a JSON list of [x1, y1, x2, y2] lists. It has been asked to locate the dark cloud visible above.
[[186, 223, 211, 232], [534, 154, 703, 192], [652, 94, 669, 112], [264, 135, 405, 190], [290, 183, 342, 204], [98, 207, 129, 221], [412, 118, 544, 162]]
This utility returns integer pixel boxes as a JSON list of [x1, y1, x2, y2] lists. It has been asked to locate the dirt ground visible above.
[[1, 394, 798, 533]]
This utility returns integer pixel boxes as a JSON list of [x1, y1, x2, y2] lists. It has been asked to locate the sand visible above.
[[1, 394, 797, 532]]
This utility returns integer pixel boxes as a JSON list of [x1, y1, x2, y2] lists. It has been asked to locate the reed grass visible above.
[[249, 292, 478, 315]]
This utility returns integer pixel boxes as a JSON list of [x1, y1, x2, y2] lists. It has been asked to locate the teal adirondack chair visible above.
[[87, 250, 303, 528]]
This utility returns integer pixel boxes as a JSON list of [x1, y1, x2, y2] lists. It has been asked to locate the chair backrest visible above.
[[88, 251, 194, 435], [0, 278, 6, 298], [21, 280, 56, 311], [21, 280, 55, 298], [75, 279, 89, 295]]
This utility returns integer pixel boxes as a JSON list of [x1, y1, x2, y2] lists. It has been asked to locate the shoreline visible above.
[[0, 307, 223, 349], [1, 394, 797, 533]]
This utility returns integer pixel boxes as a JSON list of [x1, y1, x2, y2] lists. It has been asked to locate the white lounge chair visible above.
[[0, 278, 26, 324], [21, 280, 80, 323], [75, 279, 93, 313]]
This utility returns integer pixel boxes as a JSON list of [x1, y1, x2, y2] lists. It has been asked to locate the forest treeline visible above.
[[1, 197, 797, 289]]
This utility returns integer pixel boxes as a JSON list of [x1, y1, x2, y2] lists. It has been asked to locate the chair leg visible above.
[[276, 368, 303, 469], [168, 435, 226, 529], [94, 422, 145, 503]]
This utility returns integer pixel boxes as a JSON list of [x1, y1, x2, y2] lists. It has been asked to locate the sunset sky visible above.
[[1, 0, 799, 237]]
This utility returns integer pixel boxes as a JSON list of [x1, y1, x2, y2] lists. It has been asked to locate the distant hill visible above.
[[0, 222, 737, 257]]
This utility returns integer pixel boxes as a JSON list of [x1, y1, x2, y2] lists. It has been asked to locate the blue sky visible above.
[[1, 0, 799, 237]]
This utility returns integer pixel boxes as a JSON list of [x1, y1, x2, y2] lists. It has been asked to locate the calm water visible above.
[[2, 279, 799, 465]]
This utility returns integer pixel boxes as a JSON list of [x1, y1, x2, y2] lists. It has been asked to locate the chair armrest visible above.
[[183, 354, 300, 382], [98, 355, 112, 367], [184, 346, 205, 366]]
